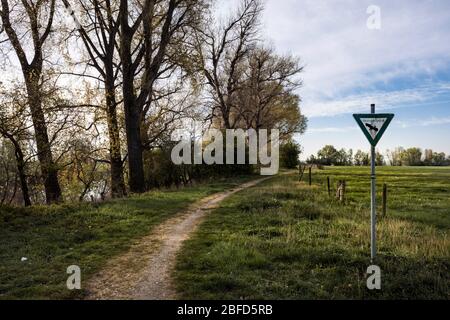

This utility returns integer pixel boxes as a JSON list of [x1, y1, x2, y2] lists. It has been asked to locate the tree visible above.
[[335, 148, 353, 166], [306, 154, 317, 164], [388, 147, 447, 166], [316, 145, 339, 165], [307, 146, 356, 166], [118, 0, 202, 193], [0, 140, 19, 205], [62, 0, 126, 198], [65, 138, 108, 202], [354, 150, 370, 166], [431, 152, 446, 166], [195, 2, 307, 151], [0, 88, 32, 206], [386, 147, 403, 166], [234, 46, 306, 140], [375, 151, 384, 166], [400, 147, 422, 166], [424, 149, 433, 165], [346, 149, 354, 166], [0, 0, 312, 207], [196, 0, 262, 129], [0, 0, 62, 203], [280, 140, 301, 169]]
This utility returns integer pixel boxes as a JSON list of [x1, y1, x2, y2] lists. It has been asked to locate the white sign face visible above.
[[360, 117, 388, 140]]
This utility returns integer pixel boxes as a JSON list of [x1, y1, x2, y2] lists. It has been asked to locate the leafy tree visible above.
[[424, 149, 433, 165], [280, 140, 301, 169], [62, 0, 126, 198], [388, 147, 448, 166], [354, 150, 370, 166], [195, 0, 262, 129], [0, 86, 33, 206], [316, 145, 339, 165], [400, 148, 422, 166], [335, 148, 353, 166], [0, 140, 19, 205], [236, 46, 306, 140], [375, 151, 385, 166], [118, 0, 205, 193], [308, 146, 354, 166], [431, 152, 447, 166], [1, 0, 62, 203], [386, 147, 404, 166], [0, 0, 311, 207], [346, 149, 354, 166]]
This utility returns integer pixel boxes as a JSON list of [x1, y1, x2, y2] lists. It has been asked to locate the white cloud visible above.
[[396, 116, 450, 128], [306, 126, 357, 133], [421, 117, 450, 126], [301, 84, 449, 117], [262, 0, 450, 116]]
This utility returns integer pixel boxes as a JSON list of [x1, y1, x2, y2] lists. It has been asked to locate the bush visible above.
[[280, 140, 301, 169]]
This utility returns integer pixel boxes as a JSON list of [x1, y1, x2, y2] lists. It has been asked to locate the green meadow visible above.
[[1, 167, 448, 299], [0, 176, 253, 299], [174, 166, 449, 299]]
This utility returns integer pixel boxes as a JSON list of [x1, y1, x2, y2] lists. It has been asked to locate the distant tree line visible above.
[[386, 147, 449, 166], [307, 145, 450, 167]]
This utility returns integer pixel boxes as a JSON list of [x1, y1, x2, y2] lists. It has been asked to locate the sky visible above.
[[251, 0, 450, 159], [2, 1, 449, 161]]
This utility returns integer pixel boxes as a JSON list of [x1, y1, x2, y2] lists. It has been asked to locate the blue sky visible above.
[[249, 0, 450, 159]]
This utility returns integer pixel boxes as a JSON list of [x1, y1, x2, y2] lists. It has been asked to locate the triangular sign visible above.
[[353, 113, 394, 146]]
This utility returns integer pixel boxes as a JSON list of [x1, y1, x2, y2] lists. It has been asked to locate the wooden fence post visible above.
[[341, 180, 346, 202], [335, 180, 346, 202], [382, 183, 387, 217], [308, 167, 312, 186], [336, 180, 341, 199], [327, 176, 331, 196]]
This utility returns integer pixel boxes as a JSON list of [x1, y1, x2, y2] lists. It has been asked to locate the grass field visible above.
[[0, 176, 254, 299], [174, 166, 450, 299]]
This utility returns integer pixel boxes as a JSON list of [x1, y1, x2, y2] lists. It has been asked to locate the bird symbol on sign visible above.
[[365, 123, 379, 132]]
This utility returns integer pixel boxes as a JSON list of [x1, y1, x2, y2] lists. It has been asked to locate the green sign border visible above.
[[353, 113, 394, 147]]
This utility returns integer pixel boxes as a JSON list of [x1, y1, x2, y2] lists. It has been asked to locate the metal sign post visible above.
[[370, 104, 376, 262], [353, 104, 394, 262]]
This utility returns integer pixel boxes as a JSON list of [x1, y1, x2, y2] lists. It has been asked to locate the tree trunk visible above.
[[0, 132, 31, 206], [25, 70, 62, 204], [120, 0, 146, 194], [124, 97, 145, 194], [1, 0, 60, 204], [14, 143, 31, 207], [105, 78, 126, 198]]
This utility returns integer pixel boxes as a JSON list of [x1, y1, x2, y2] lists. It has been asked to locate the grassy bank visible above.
[[0, 176, 254, 299], [174, 167, 449, 299]]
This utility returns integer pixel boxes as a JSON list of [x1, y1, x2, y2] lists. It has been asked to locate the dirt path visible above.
[[86, 177, 271, 300]]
